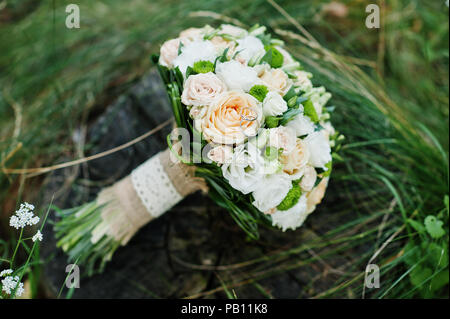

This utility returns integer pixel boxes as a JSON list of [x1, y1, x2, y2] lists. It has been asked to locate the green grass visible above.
[[0, 0, 448, 298]]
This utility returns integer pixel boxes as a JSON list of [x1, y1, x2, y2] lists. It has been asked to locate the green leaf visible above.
[[279, 108, 302, 126], [322, 161, 332, 177], [410, 265, 433, 288], [265, 116, 279, 128], [303, 99, 319, 123], [283, 86, 296, 101], [424, 215, 446, 239], [430, 269, 449, 291], [407, 219, 426, 234]]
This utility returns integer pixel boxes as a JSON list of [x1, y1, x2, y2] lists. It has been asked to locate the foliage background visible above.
[[0, 0, 448, 298]]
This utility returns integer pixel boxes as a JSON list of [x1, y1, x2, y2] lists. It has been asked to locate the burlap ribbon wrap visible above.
[[91, 149, 207, 245]]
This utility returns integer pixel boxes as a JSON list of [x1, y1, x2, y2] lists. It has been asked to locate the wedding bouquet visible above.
[[55, 24, 340, 275]]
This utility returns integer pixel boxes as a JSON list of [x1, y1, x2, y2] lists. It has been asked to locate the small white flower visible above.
[[0, 269, 13, 277], [235, 35, 265, 64], [271, 195, 308, 231], [286, 113, 315, 136], [32, 230, 43, 242], [252, 173, 292, 212], [9, 202, 39, 229], [303, 131, 332, 169], [1, 275, 24, 296], [173, 40, 218, 76], [215, 60, 259, 92], [262, 91, 288, 117], [219, 24, 248, 38]]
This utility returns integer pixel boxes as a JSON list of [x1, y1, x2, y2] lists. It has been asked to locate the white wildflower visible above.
[[32, 230, 43, 242], [0, 269, 13, 277], [9, 202, 39, 229], [1, 276, 25, 296]]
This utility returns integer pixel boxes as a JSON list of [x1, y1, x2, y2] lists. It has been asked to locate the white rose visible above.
[[215, 60, 259, 92], [268, 126, 296, 155], [252, 173, 292, 212], [280, 138, 310, 177], [299, 165, 317, 192], [219, 24, 248, 38], [271, 195, 308, 231], [181, 72, 226, 107], [222, 144, 264, 194], [207, 145, 233, 165], [235, 36, 265, 64], [303, 131, 332, 169], [189, 105, 208, 120], [286, 113, 315, 136], [262, 91, 288, 117], [159, 38, 183, 68], [201, 91, 262, 145], [173, 40, 217, 76], [259, 68, 291, 96]]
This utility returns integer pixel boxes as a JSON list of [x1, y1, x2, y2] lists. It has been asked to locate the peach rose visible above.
[[201, 91, 262, 145], [181, 72, 226, 107], [280, 138, 310, 175], [306, 177, 329, 213], [159, 38, 183, 67], [259, 68, 291, 96]]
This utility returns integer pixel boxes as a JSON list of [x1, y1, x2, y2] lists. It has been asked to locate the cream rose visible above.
[[159, 38, 183, 68], [293, 70, 313, 91], [181, 72, 226, 107], [299, 165, 317, 192], [179, 27, 204, 42], [207, 145, 233, 165], [268, 126, 296, 155], [262, 91, 288, 117], [280, 138, 310, 176], [201, 91, 262, 145], [259, 68, 291, 96]]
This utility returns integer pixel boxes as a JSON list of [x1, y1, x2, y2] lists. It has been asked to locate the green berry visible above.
[[249, 85, 269, 102], [192, 60, 215, 73]]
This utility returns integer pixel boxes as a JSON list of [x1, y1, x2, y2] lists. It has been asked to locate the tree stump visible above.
[[40, 70, 343, 299]]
